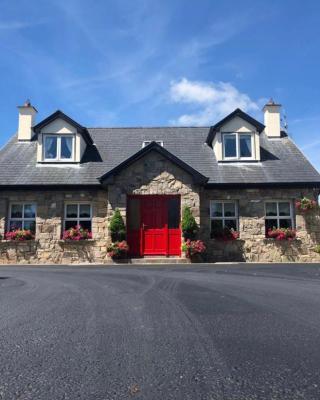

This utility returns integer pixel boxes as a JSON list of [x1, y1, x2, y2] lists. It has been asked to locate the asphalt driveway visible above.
[[0, 264, 320, 400]]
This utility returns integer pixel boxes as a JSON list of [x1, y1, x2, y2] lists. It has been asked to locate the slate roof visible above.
[[0, 126, 319, 187]]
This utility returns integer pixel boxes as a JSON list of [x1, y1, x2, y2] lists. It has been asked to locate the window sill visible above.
[[263, 238, 299, 243], [38, 161, 79, 164], [58, 239, 96, 244], [0, 239, 38, 243]]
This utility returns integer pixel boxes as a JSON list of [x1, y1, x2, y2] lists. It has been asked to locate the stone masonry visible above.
[[0, 156, 320, 263]]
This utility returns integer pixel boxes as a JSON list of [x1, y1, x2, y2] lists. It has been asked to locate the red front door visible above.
[[127, 195, 181, 257]]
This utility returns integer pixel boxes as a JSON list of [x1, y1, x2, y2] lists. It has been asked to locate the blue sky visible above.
[[1, 0, 320, 169]]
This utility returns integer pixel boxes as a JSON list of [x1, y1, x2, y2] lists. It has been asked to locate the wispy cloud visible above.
[[169, 78, 261, 126], [301, 139, 320, 151], [0, 20, 45, 30]]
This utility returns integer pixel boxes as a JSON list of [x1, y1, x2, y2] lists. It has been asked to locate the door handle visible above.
[[142, 223, 148, 229]]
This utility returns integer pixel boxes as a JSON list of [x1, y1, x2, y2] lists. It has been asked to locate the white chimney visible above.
[[17, 100, 37, 141], [263, 98, 281, 138]]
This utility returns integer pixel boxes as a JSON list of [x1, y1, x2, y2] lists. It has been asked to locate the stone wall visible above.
[[0, 189, 108, 264], [200, 187, 320, 262], [107, 150, 200, 226], [0, 167, 320, 263]]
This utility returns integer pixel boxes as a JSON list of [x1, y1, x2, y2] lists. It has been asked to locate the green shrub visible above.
[[314, 244, 320, 254], [109, 209, 126, 242], [181, 206, 198, 240]]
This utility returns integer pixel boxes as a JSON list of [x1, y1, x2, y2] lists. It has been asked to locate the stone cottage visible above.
[[0, 100, 320, 264]]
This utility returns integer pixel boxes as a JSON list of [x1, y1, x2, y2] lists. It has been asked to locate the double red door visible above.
[[127, 195, 181, 257]]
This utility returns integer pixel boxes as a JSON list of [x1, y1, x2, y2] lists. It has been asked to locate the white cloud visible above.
[[170, 78, 261, 126], [0, 20, 46, 30]]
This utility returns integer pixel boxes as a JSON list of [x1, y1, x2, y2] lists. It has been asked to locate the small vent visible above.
[[142, 141, 164, 148]]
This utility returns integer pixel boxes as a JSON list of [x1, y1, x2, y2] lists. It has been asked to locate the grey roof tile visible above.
[[0, 127, 319, 186]]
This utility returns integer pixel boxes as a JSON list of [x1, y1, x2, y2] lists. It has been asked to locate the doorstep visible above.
[[131, 256, 189, 264], [107, 256, 189, 265]]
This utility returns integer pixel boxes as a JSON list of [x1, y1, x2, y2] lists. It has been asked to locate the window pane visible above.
[[61, 136, 73, 159], [24, 220, 36, 233], [11, 204, 23, 218], [240, 134, 252, 157], [127, 198, 140, 230], [225, 219, 237, 230], [279, 219, 292, 229], [279, 202, 291, 217], [211, 219, 223, 238], [44, 136, 57, 159], [224, 202, 236, 217], [65, 220, 78, 230], [211, 202, 222, 218], [79, 220, 91, 231], [79, 204, 91, 218], [9, 220, 22, 230], [24, 204, 36, 219], [224, 135, 237, 158], [66, 204, 78, 218], [168, 198, 180, 229], [266, 219, 278, 231], [266, 202, 277, 217]]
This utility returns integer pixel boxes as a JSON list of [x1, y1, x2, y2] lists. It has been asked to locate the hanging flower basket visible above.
[[295, 197, 317, 212], [267, 228, 296, 241], [5, 229, 35, 241], [62, 225, 92, 241], [182, 239, 206, 259], [107, 241, 129, 259]]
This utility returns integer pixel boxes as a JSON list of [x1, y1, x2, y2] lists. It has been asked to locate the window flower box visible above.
[[295, 197, 318, 212], [267, 227, 296, 241], [107, 241, 129, 259], [62, 225, 92, 241], [211, 227, 240, 241], [4, 229, 35, 241]]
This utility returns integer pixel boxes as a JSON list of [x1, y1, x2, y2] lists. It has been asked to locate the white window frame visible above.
[[8, 202, 37, 231], [43, 134, 75, 162], [222, 132, 254, 160], [142, 140, 164, 148], [64, 203, 92, 231], [265, 200, 294, 229], [210, 200, 239, 232]]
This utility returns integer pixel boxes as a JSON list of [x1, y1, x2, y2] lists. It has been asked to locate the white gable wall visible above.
[[212, 116, 261, 161], [37, 118, 84, 162]]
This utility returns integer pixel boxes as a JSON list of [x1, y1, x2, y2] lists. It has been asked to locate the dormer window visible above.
[[44, 134, 75, 162], [223, 132, 253, 160]]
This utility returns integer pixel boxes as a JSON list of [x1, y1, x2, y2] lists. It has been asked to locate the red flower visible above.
[[62, 225, 92, 241], [107, 241, 129, 258]]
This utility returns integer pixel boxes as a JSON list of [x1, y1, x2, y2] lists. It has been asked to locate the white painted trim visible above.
[[43, 134, 75, 162], [264, 200, 294, 229], [8, 202, 37, 231], [209, 200, 239, 231], [63, 202, 92, 231], [222, 132, 255, 161]]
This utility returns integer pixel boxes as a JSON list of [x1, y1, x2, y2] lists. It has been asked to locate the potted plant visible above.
[[182, 239, 206, 261], [211, 226, 239, 241], [267, 227, 296, 241], [5, 229, 35, 241], [295, 197, 318, 212], [62, 225, 92, 241], [107, 240, 129, 259], [109, 209, 126, 242], [181, 206, 198, 240]]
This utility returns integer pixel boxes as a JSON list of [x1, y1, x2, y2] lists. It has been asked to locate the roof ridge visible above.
[[88, 126, 211, 129]]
